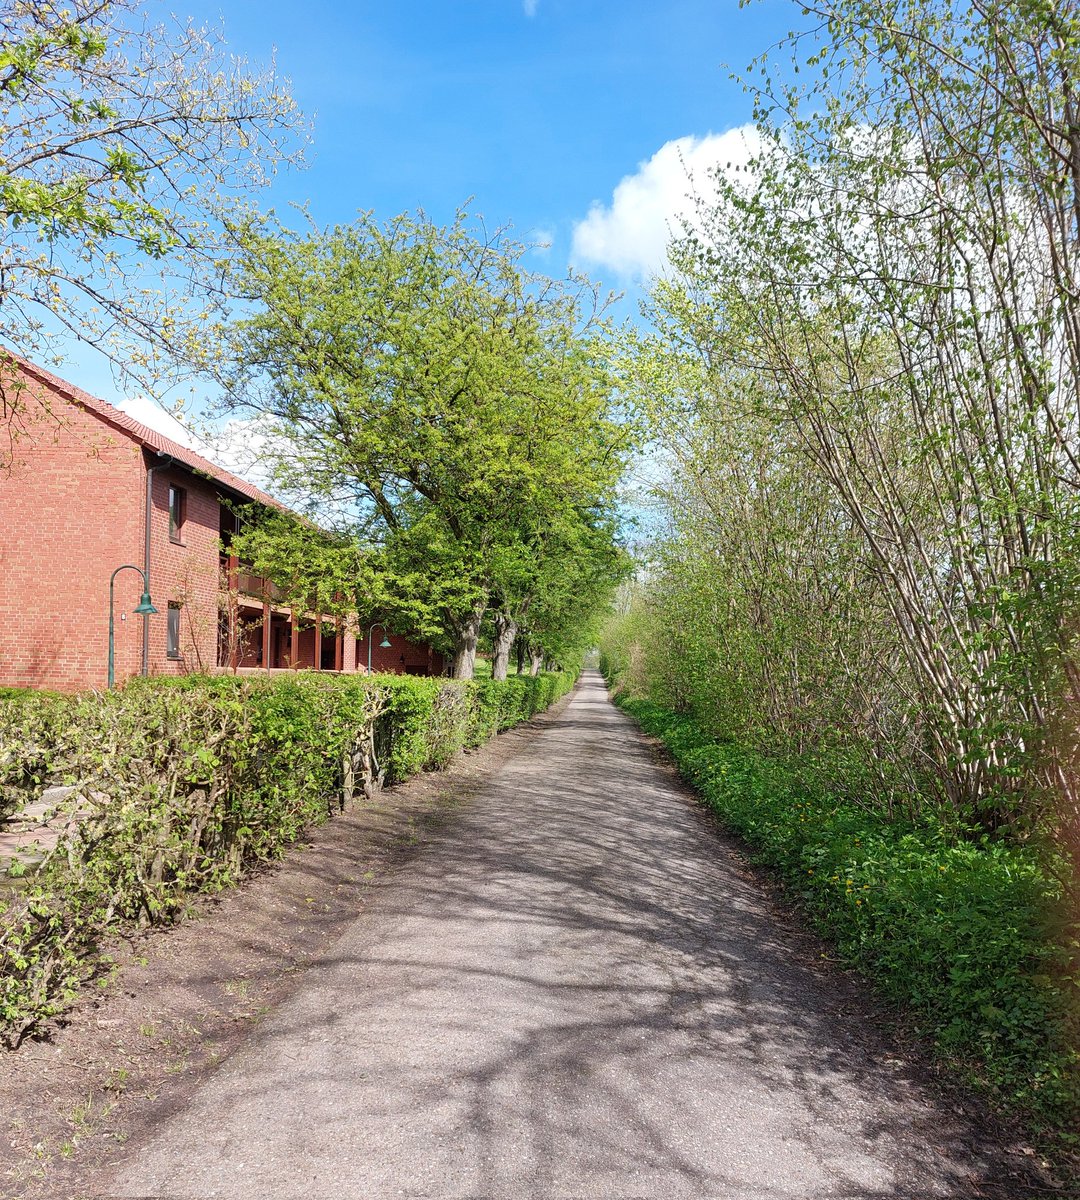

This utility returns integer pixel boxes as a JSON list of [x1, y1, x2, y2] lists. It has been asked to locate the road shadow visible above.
[[92, 673, 1030, 1200]]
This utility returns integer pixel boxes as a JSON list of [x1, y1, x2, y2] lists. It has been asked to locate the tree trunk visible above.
[[449, 601, 487, 680], [515, 638, 526, 675], [529, 647, 543, 677], [491, 612, 518, 682]]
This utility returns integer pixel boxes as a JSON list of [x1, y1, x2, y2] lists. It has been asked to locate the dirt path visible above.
[[0, 691, 571, 1200], [46, 669, 1027, 1199]]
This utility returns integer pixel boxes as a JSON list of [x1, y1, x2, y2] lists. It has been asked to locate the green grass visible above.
[[615, 693, 1080, 1154]]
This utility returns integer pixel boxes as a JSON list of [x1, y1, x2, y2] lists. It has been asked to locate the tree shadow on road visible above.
[[91, 675, 1035, 1200]]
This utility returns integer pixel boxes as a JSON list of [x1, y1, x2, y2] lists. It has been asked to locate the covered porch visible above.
[[217, 554, 355, 673], [216, 554, 443, 676]]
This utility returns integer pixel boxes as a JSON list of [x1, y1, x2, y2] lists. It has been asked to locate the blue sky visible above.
[[63, 0, 802, 432], [195, 0, 791, 237]]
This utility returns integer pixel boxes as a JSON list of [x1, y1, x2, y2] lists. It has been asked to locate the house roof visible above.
[[8, 352, 284, 511]]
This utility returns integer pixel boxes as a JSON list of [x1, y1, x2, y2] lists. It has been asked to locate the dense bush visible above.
[[615, 693, 1080, 1143], [0, 690, 70, 820], [0, 668, 575, 1044]]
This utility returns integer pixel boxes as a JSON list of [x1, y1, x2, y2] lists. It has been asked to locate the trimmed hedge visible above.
[[616, 694, 1080, 1144], [0, 669, 575, 1044]]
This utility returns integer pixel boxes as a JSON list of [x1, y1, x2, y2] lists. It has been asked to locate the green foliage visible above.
[[615, 692, 1080, 1143], [0, 0, 306, 426], [0, 668, 574, 1044], [374, 670, 577, 776], [0, 690, 72, 819], [215, 207, 634, 677], [468, 673, 572, 740], [616, 0, 1080, 842]]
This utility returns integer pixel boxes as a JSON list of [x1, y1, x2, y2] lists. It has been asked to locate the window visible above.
[[168, 485, 186, 543], [167, 602, 182, 659]]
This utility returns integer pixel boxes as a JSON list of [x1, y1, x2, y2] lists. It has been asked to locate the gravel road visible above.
[[93, 670, 1010, 1200]]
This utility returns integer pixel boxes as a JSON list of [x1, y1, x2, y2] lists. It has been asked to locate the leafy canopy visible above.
[[0, 0, 306, 455], [218, 208, 634, 671]]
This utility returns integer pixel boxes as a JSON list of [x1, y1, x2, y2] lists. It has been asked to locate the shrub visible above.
[[465, 680, 504, 747], [0, 690, 74, 819], [0, 668, 575, 1044], [373, 676, 444, 780], [617, 694, 1080, 1143]]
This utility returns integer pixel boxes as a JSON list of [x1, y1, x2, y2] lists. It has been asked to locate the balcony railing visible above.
[[220, 554, 288, 604]]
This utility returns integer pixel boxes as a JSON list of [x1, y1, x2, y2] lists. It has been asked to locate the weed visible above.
[[104, 1067, 129, 1093]]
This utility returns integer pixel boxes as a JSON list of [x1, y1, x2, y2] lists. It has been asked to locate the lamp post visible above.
[[109, 564, 157, 689], [366, 623, 393, 675]]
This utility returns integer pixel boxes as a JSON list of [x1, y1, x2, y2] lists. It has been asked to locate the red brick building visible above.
[[0, 355, 444, 692]]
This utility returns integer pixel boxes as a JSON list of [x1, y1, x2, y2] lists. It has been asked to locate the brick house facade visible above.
[[0, 355, 444, 692]]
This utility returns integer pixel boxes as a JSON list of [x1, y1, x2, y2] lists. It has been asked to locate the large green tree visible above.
[[216, 209, 631, 677]]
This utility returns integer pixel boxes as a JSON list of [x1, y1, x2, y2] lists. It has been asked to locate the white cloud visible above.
[[116, 395, 278, 494], [570, 126, 762, 279], [116, 394, 202, 451], [523, 0, 539, 15], [206, 413, 279, 493]]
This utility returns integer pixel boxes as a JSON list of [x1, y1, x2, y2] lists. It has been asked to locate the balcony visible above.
[[220, 554, 289, 605]]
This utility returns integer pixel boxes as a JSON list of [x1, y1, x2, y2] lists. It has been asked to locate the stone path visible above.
[[0, 786, 80, 877], [90, 671, 1008, 1199]]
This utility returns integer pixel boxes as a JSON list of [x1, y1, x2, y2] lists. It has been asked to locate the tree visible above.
[[0, 0, 306, 459], [616, 0, 1080, 848], [513, 514, 633, 675], [216, 208, 631, 677]]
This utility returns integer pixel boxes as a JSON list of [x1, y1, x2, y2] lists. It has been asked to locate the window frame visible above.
[[168, 484, 187, 544], [166, 602, 183, 660]]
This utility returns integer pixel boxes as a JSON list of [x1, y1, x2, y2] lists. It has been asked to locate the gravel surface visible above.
[[88, 671, 1018, 1199]]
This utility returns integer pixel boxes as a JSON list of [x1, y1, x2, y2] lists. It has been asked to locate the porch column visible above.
[[334, 617, 344, 671], [343, 614, 358, 674], [227, 554, 240, 672], [314, 615, 323, 673], [289, 610, 298, 669]]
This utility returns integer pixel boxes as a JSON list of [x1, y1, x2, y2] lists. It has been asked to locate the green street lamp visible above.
[[108, 564, 157, 689], [366, 623, 393, 675]]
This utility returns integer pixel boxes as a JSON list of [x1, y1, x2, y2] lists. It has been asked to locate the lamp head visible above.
[[134, 592, 157, 616]]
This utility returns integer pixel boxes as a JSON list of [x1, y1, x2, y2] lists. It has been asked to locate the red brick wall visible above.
[[357, 632, 444, 676], [146, 469, 222, 678], [0, 376, 147, 691], [0, 375, 226, 691], [0, 367, 445, 689]]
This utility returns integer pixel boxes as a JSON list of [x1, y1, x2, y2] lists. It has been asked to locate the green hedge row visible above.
[[615, 693, 1079, 1143], [0, 669, 575, 1044], [377, 671, 575, 779]]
